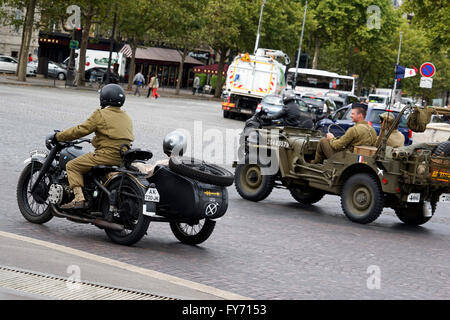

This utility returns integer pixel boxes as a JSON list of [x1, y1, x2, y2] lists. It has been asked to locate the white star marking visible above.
[[377, 168, 384, 176]]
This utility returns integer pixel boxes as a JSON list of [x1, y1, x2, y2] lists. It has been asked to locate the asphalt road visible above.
[[0, 84, 449, 299]]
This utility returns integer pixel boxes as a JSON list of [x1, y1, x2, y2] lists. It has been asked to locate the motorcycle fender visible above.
[[23, 155, 48, 166]]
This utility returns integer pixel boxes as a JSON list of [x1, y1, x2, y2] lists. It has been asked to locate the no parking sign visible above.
[[420, 62, 436, 78], [419, 62, 436, 89]]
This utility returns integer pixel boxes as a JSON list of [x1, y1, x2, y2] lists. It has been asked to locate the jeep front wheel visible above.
[[235, 164, 275, 202], [340, 173, 384, 224]]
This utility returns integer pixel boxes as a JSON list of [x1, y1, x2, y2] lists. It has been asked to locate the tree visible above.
[[161, 0, 208, 95], [116, 0, 160, 91], [402, 0, 450, 55], [0, 0, 37, 81]]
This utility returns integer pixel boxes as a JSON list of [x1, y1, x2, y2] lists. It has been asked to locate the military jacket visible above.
[[330, 121, 377, 152], [56, 107, 134, 159]]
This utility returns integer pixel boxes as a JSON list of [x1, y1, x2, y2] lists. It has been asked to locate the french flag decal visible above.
[[358, 155, 364, 163]]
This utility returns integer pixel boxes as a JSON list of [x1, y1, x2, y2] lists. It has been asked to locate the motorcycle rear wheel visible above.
[[103, 178, 151, 246], [16, 162, 54, 224], [170, 219, 216, 245]]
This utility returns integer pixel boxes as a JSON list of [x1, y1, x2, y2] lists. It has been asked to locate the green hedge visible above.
[[210, 75, 225, 89]]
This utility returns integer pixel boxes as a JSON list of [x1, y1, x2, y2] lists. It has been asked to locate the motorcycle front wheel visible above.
[[102, 178, 151, 246], [16, 162, 54, 224], [170, 219, 216, 245]]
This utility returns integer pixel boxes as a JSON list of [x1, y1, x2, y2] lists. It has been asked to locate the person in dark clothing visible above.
[[261, 91, 313, 128]]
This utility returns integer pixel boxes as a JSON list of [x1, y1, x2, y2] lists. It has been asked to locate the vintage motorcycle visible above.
[[17, 132, 234, 246]]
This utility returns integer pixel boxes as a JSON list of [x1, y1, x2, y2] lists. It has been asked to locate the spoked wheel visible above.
[[170, 219, 216, 245], [340, 173, 384, 224], [235, 164, 275, 202], [16, 162, 54, 224], [103, 178, 151, 246], [395, 202, 436, 226], [169, 157, 234, 186]]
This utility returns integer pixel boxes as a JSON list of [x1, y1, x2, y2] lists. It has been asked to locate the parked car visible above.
[[0, 55, 36, 76], [47, 61, 67, 80], [413, 114, 450, 143], [85, 67, 108, 83], [315, 104, 413, 145]]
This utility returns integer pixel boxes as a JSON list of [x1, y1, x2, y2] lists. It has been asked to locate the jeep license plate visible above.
[[241, 109, 252, 114], [439, 193, 450, 203], [407, 193, 421, 203], [144, 188, 160, 202]]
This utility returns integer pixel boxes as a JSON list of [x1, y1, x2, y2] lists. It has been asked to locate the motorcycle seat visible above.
[[90, 165, 119, 174]]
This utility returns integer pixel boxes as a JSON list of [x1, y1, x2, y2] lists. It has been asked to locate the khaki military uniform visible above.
[[386, 130, 405, 148], [56, 106, 134, 188], [312, 121, 377, 164]]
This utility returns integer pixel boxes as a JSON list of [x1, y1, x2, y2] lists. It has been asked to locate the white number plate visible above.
[[143, 204, 156, 217], [407, 193, 421, 203], [241, 109, 253, 114], [439, 193, 450, 203], [144, 188, 160, 202]]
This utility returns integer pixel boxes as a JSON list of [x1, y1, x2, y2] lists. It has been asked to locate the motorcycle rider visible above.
[[52, 84, 134, 209], [261, 90, 313, 129]]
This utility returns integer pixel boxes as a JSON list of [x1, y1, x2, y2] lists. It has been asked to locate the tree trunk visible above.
[[312, 36, 320, 69], [347, 44, 353, 76], [76, 4, 94, 87], [17, 0, 37, 82], [175, 47, 187, 95], [214, 47, 227, 98], [126, 40, 137, 91]]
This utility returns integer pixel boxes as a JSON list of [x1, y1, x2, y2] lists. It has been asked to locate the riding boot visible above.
[[61, 187, 86, 209]]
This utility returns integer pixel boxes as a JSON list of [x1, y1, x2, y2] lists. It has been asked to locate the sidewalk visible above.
[[0, 231, 248, 300], [0, 74, 222, 102]]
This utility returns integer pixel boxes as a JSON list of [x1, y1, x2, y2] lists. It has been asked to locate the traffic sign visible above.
[[420, 62, 436, 78], [69, 40, 79, 49], [419, 77, 433, 89]]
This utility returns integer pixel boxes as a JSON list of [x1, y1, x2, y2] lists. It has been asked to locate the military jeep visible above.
[[233, 107, 450, 225]]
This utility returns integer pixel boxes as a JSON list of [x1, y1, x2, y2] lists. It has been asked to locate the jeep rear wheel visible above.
[[395, 202, 435, 226], [341, 173, 384, 224], [235, 164, 275, 202]]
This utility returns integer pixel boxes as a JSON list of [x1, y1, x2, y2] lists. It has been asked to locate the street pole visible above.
[[66, 29, 76, 87], [390, 31, 402, 108], [106, 5, 118, 84], [254, 0, 266, 54], [293, 1, 308, 90]]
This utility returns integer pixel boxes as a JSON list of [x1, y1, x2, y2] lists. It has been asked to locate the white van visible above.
[[63, 49, 126, 77]]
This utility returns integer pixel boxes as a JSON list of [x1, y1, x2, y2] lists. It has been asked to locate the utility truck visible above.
[[222, 48, 290, 118]]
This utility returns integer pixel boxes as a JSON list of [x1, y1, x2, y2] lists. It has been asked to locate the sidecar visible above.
[[145, 164, 228, 222]]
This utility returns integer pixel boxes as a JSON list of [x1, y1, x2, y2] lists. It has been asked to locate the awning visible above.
[[119, 44, 203, 65], [193, 63, 229, 75]]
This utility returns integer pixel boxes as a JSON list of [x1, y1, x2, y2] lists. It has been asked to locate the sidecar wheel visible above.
[[170, 219, 216, 245], [17, 162, 54, 224], [169, 157, 234, 187]]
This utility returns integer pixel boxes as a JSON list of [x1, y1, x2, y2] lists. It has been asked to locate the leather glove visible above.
[[45, 132, 58, 145]]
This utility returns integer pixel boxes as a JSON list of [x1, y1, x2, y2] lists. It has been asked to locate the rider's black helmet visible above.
[[163, 131, 187, 157], [282, 90, 296, 104], [100, 83, 125, 108]]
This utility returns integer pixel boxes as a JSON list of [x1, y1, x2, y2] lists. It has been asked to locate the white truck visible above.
[[63, 49, 126, 77], [222, 48, 290, 118]]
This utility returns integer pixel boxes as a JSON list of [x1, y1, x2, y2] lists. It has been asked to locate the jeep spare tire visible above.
[[169, 157, 234, 187], [432, 141, 450, 157]]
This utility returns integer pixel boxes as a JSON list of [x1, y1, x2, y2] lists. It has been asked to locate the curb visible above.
[[0, 78, 223, 102]]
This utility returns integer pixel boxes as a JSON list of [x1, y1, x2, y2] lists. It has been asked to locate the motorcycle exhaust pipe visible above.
[[51, 205, 124, 232]]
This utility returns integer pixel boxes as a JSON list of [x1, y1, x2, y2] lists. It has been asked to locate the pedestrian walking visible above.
[[193, 75, 200, 95], [133, 72, 145, 96], [147, 73, 160, 99]]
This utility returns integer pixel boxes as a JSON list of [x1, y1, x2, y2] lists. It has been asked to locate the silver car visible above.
[[47, 60, 67, 80], [0, 55, 36, 76]]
